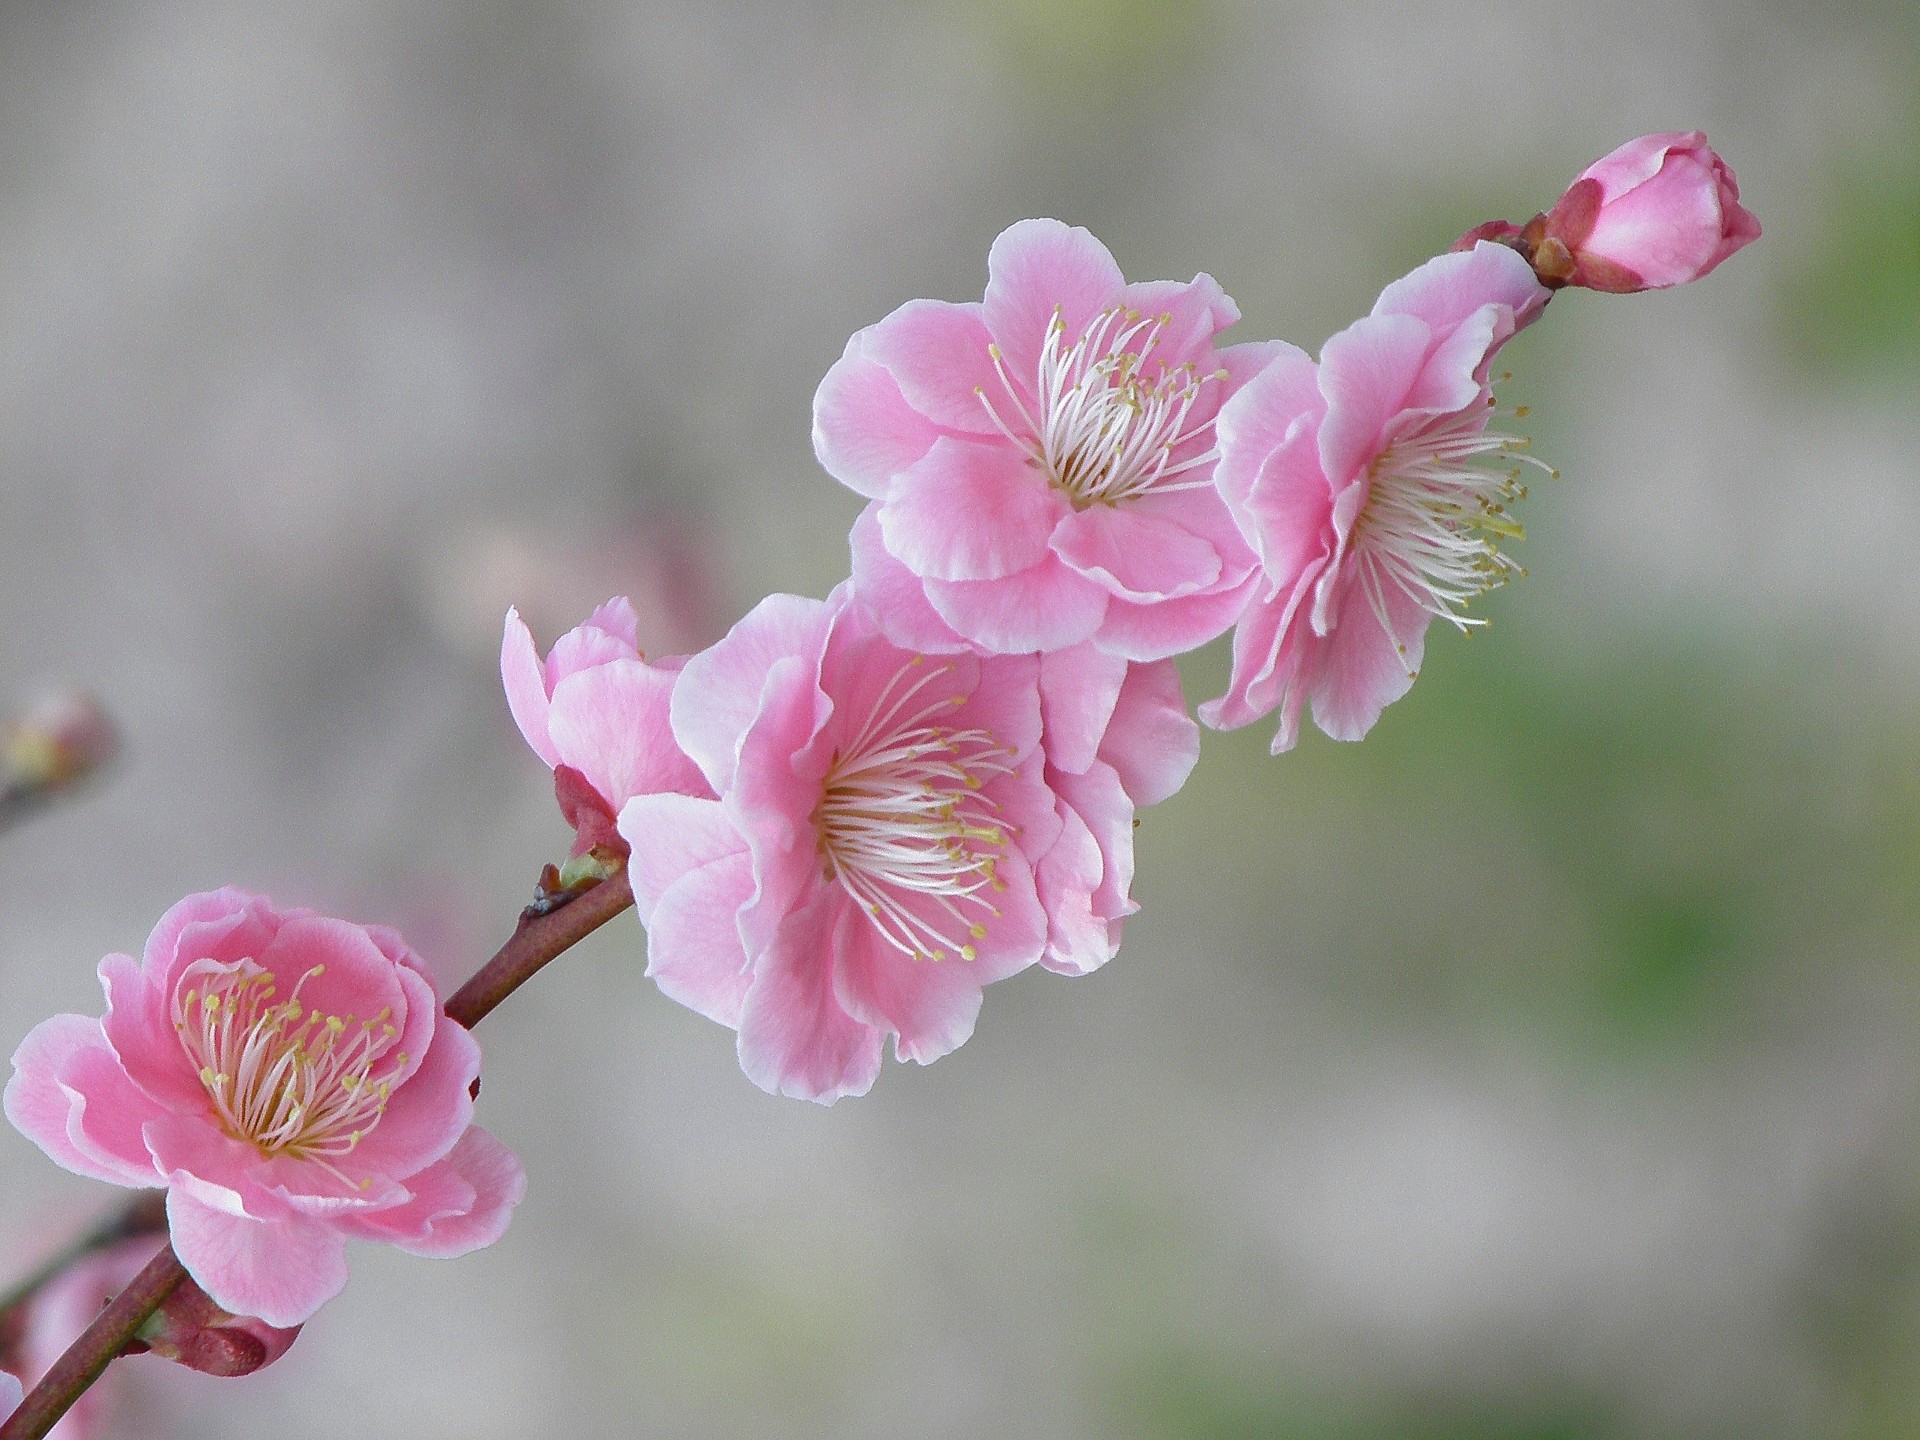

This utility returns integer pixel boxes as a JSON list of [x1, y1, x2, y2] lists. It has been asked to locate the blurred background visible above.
[[0, 2, 1915, 1436]]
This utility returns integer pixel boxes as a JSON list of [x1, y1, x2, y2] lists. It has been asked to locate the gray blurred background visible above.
[[1, 2, 1916, 1436]]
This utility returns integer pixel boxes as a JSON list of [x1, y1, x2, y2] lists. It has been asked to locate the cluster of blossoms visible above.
[[505, 133, 1757, 1102], [0, 130, 1753, 1433]]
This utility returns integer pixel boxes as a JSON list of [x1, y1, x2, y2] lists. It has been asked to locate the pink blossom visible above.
[[1, 1370, 19, 1423], [617, 586, 1191, 1101], [815, 219, 1286, 660], [5, 891, 525, 1328], [502, 598, 712, 854], [1203, 243, 1552, 750], [1458, 132, 1759, 293]]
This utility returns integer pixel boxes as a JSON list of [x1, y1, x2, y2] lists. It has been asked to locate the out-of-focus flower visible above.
[[1458, 131, 1759, 293], [0, 691, 118, 813], [5, 890, 525, 1328], [1, 1369, 20, 1421], [6, 1237, 159, 1439], [619, 586, 1189, 1102], [502, 599, 712, 855], [1033, 645, 1198, 975], [1203, 244, 1551, 751], [815, 219, 1286, 659]]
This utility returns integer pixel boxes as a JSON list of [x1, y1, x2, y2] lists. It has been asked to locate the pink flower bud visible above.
[[134, 1283, 301, 1378], [1455, 132, 1759, 293]]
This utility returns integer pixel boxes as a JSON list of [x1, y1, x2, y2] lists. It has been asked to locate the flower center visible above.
[[174, 960, 402, 1173], [813, 657, 1015, 962], [1344, 398, 1555, 672], [977, 306, 1227, 510]]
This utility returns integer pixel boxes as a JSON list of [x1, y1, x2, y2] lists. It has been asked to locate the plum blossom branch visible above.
[[0, 867, 635, 1440]]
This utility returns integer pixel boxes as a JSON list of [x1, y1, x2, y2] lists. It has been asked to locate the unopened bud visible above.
[[135, 1283, 301, 1378], [1453, 131, 1759, 294]]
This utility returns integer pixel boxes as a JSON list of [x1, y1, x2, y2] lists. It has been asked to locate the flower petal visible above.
[[859, 299, 1002, 436], [923, 556, 1108, 654], [5, 1014, 165, 1188], [878, 438, 1066, 583], [812, 338, 946, 498], [982, 219, 1127, 387], [167, 1189, 351, 1328]]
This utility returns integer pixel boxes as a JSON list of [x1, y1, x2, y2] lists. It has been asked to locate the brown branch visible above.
[[0, 866, 636, 1440]]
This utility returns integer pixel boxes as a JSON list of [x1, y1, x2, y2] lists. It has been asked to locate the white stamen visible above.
[[977, 306, 1225, 509], [814, 659, 1015, 962], [174, 959, 400, 1181], [1345, 400, 1554, 674]]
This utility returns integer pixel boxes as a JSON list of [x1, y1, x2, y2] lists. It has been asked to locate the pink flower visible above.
[[502, 598, 712, 854], [5, 891, 525, 1328], [617, 586, 1190, 1101], [1033, 645, 1198, 974], [1, 1370, 19, 1423], [1458, 131, 1759, 293], [1203, 243, 1552, 750], [814, 219, 1285, 660]]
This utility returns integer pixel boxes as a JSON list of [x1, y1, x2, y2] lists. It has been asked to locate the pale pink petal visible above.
[[501, 607, 559, 766], [142, 890, 280, 993], [982, 219, 1127, 386], [1051, 503, 1222, 603], [1202, 551, 1326, 747], [101, 950, 210, 1114], [878, 438, 1066, 582], [847, 504, 973, 654], [1038, 643, 1128, 776], [1098, 660, 1199, 807], [832, 891, 1025, 1066], [618, 792, 745, 920], [643, 850, 757, 1027], [166, 1190, 350, 1328], [860, 299, 1002, 436], [1214, 350, 1323, 519], [1315, 312, 1432, 487], [1234, 402, 1335, 586], [670, 593, 833, 793], [1372, 243, 1548, 341], [1307, 569, 1431, 742], [544, 624, 636, 693], [923, 555, 1108, 654], [5, 1014, 164, 1188], [547, 659, 707, 813], [812, 339, 945, 498], [1033, 797, 1117, 976], [1, 1370, 20, 1420], [583, 596, 641, 653], [1093, 573, 1258, 662], [345, 1127, 526, 1260], [737, 891, 884, 1104], [144, 1113, 290, 1219], [1403, 304, 1503, 414]]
